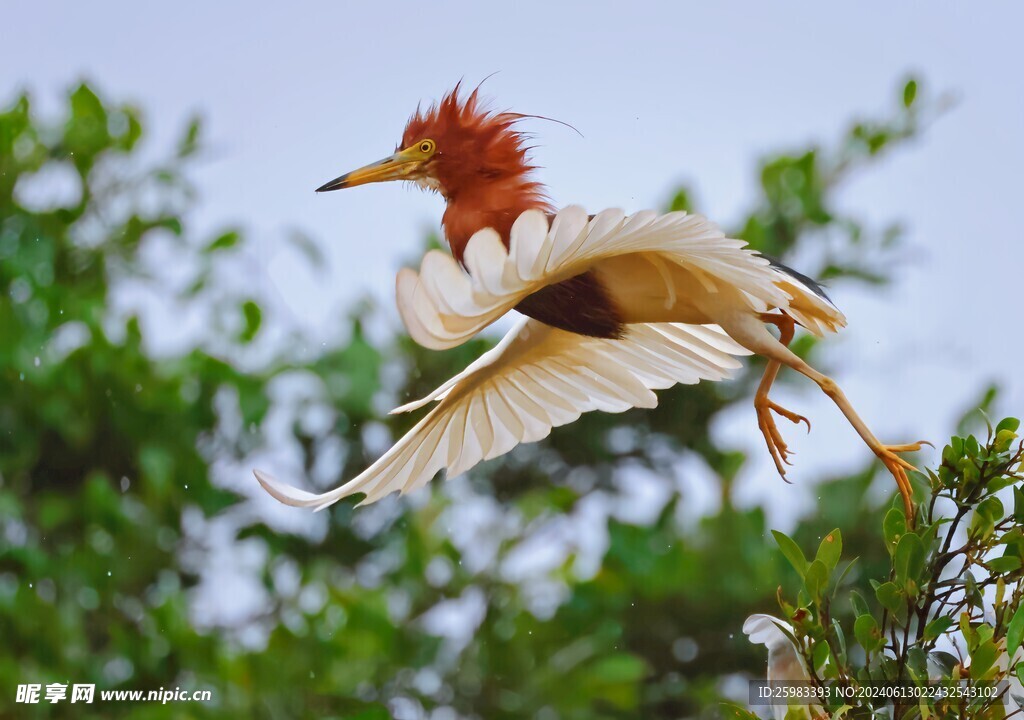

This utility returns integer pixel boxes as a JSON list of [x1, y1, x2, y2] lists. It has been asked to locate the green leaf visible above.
[[894, 532, 926, 586], [961, 612, 978, 648], [970, 638, 999, 680], [831, 618, 848, 663], [980, 495, 1006, 521], [811, 640, 830, 671], [719, 705, 761, 720], [815, 528, 843, 571], [923, 616, 953, 641], [204, 230, 240, 253], [772, 530, 809, 578], [952, 435, 966, 457], [1015, 488, 1024, 522], [989, 473, 1018, 493], [883, 507, 907, 556], [157, 216, 184, 236], [971, 496, 1005, 540], [67, 83, 110, 161], [178, 115, 202, 157], [995, 428, 1019, 453], [943, 440, 963, 466], [667, 188, 694, 213], [966, 434, 981, 458], [964, 573, 984, 609], [804, 560, 829, 605], [988, 556, 1022, 574], [996, 417, 1021, 435], [784, 708, 812, 720], [850, 591, 871, 618], [1006, 605, 1024, 656], [854, 614, 883, 653], [240, 301, 261, 342], [875, 581, 905, 620], [907, 647, 929, 682], [903, 79, 918, 108]]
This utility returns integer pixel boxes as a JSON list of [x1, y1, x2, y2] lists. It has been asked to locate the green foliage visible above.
[[767, 422, 1024, 718], [0, 77, 951, 719]]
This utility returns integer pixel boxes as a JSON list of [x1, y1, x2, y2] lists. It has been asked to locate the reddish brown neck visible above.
[[441, 177, 552, 263]]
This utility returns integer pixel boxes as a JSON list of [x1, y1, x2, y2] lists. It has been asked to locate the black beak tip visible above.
[[315, 177, 346, 193]]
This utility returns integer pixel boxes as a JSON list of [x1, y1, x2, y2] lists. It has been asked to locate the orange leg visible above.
[[755, 313, 811, 479], [755, 314, 925, 521], [718, 311, 927, 522], [803, 371, 925, 521]]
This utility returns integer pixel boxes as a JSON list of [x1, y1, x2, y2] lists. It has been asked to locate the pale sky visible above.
[[5, 1, 1023, 521]]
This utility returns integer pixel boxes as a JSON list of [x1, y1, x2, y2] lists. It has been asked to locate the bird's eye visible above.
[[418, 139, 436, 155]]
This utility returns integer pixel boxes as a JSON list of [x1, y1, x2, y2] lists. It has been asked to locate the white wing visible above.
[[744, 614, 820, 720], [398, 206, 844, 350], [255, 317, 750, 510]]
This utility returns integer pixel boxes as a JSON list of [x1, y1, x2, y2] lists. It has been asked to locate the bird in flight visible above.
[[255, 84, 924, 518]]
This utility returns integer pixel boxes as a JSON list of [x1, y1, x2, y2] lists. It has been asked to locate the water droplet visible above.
[[184, 484, 189, 490], [33, 356, 40, 367], [107, 571, 112, 577], [19, 373, 24, 381]]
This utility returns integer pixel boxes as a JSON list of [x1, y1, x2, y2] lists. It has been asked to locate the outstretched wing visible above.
[[398, 206, 844, 350], [255, 317, 750, 510]]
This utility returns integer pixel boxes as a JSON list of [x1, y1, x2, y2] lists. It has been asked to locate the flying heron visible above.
[[255, 84, 924, 518]]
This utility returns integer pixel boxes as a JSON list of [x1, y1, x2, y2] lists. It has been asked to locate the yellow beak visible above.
[[316, 146, 427, 192]]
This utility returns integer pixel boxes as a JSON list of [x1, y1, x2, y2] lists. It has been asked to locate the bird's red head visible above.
[[317, 84, 553, 260]]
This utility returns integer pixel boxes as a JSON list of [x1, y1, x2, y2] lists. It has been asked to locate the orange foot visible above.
[[755, 397, 811, 479], [875, 441, 931, 522]]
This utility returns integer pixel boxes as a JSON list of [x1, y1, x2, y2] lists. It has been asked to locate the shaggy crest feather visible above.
[[399, 83, 553, 260]]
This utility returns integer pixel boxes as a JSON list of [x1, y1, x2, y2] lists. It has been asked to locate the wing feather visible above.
[[397, 206, 843, 350], [254, 317, 750, 510]]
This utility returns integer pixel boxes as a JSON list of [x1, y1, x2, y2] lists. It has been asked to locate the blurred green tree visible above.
[[0, 78, 952, 719]]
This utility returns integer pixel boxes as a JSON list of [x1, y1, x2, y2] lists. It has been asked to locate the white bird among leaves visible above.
[[255, 85, 924, 517], [743, 614, 825, 720]]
